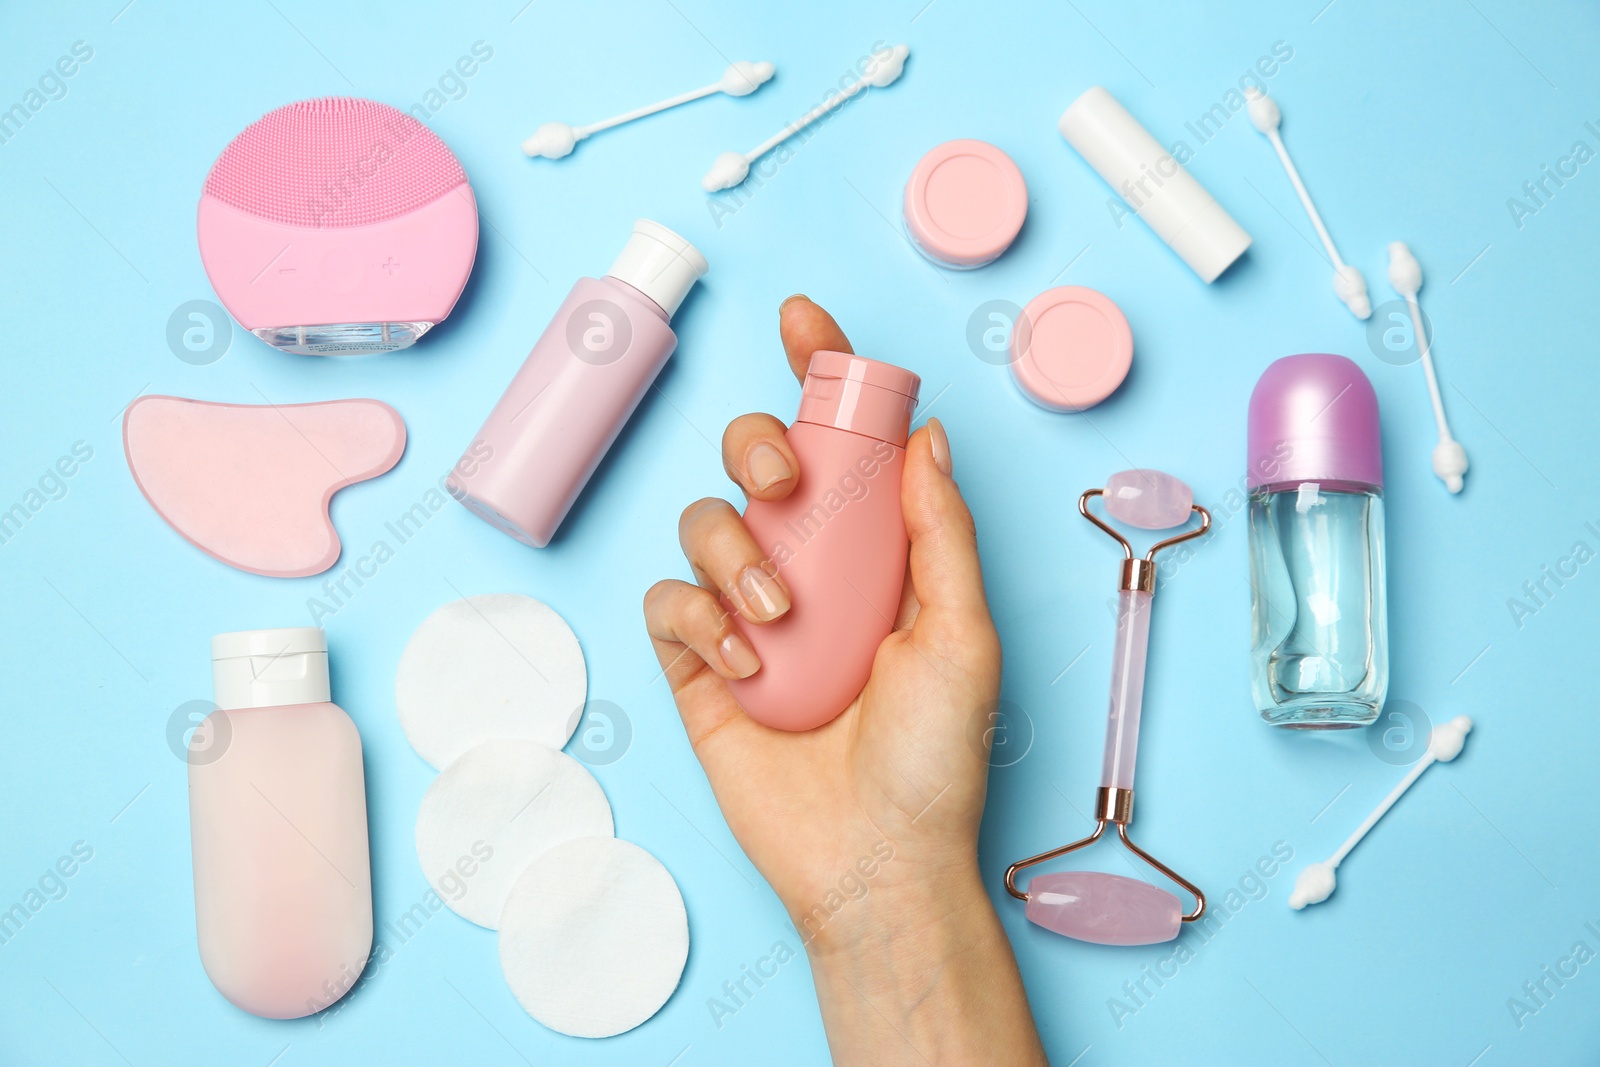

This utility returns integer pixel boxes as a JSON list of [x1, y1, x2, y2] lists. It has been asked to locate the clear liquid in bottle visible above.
[[1249, 481, 1387, 727]]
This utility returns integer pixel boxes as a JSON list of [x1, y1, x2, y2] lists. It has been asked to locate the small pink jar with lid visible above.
[[903, 139, 1028, 269], [1009, 285, 1133, 412]]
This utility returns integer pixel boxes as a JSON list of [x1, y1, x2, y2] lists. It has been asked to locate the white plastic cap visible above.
[[1166, 199, 1255, 284], [211, 627, 330, 711], [605, 219, 708, 318], [1058, 86, 1251, 283]]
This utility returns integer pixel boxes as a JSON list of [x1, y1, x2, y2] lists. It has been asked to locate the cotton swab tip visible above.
[[1288, 861, 1337, 909], [1245, 86, 1281, 133], [523, 121, 578, 159], [866, 44, 911, 87], [1334, 263, 1372, 319], [720, 60, 775, 96], [1432, 439, 1468, 493], [1429, 715, 1473, 761], [1387, 241, 1422, 296], [703, 150, 751, 192]]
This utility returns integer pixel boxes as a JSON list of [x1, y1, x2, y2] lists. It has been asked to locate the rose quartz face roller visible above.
[[1004, 470, 1210, 945]]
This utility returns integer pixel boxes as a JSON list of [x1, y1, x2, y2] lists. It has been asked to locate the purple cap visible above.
[[1247, 354, 1382, 490]]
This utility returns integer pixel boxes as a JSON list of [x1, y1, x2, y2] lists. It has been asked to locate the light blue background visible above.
[[3, 1, 1597, 1064]]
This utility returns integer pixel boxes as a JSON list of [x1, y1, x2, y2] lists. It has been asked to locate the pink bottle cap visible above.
[[796, 350, 921, 446], [1247, 353, 1383, 490], [1009, 286, 1132, 411], [903, 139, 1028, 269]]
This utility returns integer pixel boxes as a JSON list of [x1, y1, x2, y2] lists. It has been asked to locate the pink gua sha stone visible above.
[[1024, 871, 1183, 945], [1103, 469, 1193, 529], [123, 396, 406, 578]]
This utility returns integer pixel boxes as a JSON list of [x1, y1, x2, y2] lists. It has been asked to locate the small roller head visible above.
[[1103, 469, 1194, 530]]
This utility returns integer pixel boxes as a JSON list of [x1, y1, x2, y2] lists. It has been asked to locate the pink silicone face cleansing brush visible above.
[[198, 97, 478, 355], [1004, 470, 1210, 946]]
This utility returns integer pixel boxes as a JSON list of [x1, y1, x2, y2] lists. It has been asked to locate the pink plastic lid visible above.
[[903, 139, 1028, 269], [1009, 286, 1132, 411], [796, 350, 921, 446], [1247, 353, 1383, 490]]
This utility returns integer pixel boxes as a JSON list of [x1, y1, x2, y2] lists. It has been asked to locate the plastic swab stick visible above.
[[1289, 715, 1472, 909], [523, 61, 775, 159], [1388, 242, 1469, 494], [702, 44, 909, 192], [1245, 87, 1371, 320]]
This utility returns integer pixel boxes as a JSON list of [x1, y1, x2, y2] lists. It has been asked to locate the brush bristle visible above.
[[203, 97, 467, 229]]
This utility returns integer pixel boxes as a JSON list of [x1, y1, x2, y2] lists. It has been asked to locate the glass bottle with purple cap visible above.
[[1247, 354, 1389, 728]]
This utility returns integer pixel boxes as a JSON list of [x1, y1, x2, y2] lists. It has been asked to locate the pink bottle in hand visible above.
[[728, 351, 921, 731], [189, 627, 372, 1018]]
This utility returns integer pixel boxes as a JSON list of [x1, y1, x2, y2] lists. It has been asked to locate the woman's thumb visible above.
[[900, 419, 995, 657]]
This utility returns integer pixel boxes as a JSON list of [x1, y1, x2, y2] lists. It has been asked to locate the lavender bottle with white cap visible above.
[[448, 219, 707, 548], [1247, 354, 1388, 728]]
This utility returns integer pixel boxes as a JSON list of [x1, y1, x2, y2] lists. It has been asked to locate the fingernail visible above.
[[929, 417, 953, 476], [719, 631, 761, 678], [779, 293, 810, 314], [735, 565, 790, 622], [747, 443, 792, 490]]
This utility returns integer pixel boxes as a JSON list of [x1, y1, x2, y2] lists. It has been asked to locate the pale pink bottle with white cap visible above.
[[728, 352, 921, 731], [189, 627, 372, 1019], [448, 220, 708, 547]]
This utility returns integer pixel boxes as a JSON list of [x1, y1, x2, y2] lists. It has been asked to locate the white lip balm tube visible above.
[[1059, 86, 1251, 283]]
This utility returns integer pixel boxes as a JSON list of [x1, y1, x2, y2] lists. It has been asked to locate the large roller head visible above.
[[1023, 871, 1183, 946]]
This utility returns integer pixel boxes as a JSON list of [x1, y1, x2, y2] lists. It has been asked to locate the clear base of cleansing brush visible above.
[[253, 322, 435, 356]]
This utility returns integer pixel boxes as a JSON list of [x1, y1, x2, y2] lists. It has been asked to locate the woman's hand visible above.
[[644, 296, 1046, 1066]]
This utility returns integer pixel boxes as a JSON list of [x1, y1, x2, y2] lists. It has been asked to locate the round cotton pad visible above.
[[396, 595, 586, 769], [903, 138, 1027, 269], [499, 837, 688, 1038], [1010, 285, 1133, 411], [415, 741, 613, 929]]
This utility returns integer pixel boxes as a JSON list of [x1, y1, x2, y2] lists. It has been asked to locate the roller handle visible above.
[[1100, 588, 1152, 791]]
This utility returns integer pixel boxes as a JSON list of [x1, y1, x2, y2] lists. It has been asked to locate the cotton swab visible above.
[[1245, 87, 1371, 320], [1387, 242, 1470, 494], [1289, 715, 1472, 910], [522, 60, 775, 159], [702, 44, 909, 192]]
